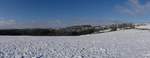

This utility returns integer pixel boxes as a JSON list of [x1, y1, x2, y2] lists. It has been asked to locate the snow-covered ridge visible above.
[[0, 24, 150, 58]]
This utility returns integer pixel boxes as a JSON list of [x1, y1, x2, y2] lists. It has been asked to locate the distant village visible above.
[[0, 23, 140, 36]]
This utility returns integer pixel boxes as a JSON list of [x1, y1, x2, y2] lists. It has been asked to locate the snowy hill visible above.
[[0, 25, 150, 58]]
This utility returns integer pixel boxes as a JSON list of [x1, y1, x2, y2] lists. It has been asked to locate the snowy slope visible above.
[[0, 27, 150, 58]]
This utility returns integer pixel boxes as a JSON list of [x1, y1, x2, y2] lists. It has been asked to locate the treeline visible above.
[[0, 29, 55, 36], [0, 23, 135, 36], [0, 28, 94, 36]]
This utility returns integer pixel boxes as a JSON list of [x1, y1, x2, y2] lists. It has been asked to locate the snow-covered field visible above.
[[0, 25, 150, 58]]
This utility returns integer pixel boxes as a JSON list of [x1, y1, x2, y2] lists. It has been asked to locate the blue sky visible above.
[[0, 0, 149, 28]]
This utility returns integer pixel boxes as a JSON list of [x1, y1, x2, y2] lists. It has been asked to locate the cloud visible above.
[[116, 0, 150, 17]]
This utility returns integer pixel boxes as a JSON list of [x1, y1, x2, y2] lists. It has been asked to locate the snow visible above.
[[0, 25, 150, 58]]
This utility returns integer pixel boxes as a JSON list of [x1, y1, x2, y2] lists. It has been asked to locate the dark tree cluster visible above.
[[57, 25, 95, 36], [0, 29, 55, 36]]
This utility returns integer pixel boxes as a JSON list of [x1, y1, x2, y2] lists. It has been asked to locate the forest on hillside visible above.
[[0, 23, 135, 36]]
